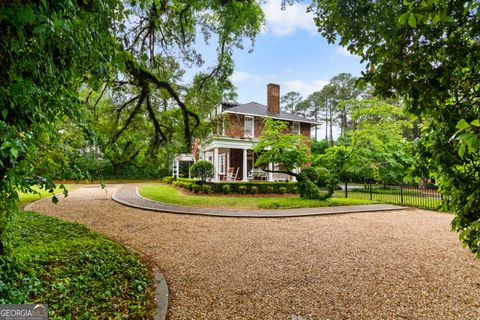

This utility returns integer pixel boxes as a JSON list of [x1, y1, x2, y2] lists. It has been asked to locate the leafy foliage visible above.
[[0, 0, 264, 254], [1, 211, 154, 318], [316, 99, 413, 183], [296, 166, 334, 200], [281, 91, 303, 114], [0, 0, 123, 254], [190, 160, 215, 183], [253, 118, 311, 175], [309, 0, 480, 256]]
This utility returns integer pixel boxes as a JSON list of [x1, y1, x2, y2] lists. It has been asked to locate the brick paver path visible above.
[[113, 184, 406, 217]]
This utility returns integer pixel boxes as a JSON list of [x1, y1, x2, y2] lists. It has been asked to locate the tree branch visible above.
[[125, 56, 200, 146], [111, 94, 144, 143]]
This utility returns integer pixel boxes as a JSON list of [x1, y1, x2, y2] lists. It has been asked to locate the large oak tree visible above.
[[0, 0, 264, 254]]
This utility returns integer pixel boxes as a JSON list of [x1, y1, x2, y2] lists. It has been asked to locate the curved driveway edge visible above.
[[112, 184, 407, 218]]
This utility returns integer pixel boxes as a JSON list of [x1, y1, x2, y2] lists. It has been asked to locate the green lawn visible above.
[[17, 186, 68, 206], [139, 184, 374, 209], [1, 211, 155, 319]]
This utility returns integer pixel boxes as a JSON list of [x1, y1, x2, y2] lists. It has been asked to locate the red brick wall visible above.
[[223, 114, 311, 139], [300, 123, 311, 138], [225, 114, 244, 137], [254, 118, 264, 138]]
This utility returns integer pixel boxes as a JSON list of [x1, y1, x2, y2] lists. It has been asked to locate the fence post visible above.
[[369, 182, 373, 200], [400, 183, 404, 205], [345, 181, 348, 198]]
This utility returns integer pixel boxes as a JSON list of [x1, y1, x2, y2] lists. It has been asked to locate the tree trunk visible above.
[[329, 110, 333, 145], [325, 109, 328, 140]]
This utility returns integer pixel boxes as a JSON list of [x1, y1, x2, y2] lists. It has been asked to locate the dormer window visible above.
[[292, 122, 300, 134], [245, 116, 254, 138]]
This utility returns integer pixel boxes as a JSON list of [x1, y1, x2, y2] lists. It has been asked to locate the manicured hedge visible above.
[[206, 181, 297, 194], [168, 177, 298, 194], [162, 176, 175, 184]]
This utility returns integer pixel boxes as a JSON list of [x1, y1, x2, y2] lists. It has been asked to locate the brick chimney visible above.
[[267, 83, 280, 114]]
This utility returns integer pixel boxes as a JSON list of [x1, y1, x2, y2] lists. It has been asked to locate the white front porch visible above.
[[200, 137, 295, 182]]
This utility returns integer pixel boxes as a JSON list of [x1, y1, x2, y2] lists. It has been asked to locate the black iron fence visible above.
[[336, 182, 442, 210]]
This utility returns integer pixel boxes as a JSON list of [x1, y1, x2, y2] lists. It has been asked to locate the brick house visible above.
[[199, 83, 320, 182]]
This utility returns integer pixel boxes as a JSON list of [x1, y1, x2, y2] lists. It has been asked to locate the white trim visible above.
[[242, 148, 248, 181], [219, 153, 226, 174], [213, 148, 219, 181], [203, 137, 256, 151]]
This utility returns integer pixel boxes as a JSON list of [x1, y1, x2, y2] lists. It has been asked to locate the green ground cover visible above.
[[139, 184, 374, 209], [2, 193, 155, 318]]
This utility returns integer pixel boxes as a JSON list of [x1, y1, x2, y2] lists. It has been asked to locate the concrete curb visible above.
[[125, 246, 169, 320], [111, 185, 408, 218]]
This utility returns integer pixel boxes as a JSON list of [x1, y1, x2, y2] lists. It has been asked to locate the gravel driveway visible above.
[[31, 185, 480, 320]]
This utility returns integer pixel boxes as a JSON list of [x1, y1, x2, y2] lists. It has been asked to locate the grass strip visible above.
[[139, 184, 374, 209]]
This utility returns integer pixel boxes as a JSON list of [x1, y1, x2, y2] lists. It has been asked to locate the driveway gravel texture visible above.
[[31, 185, 480, 320]]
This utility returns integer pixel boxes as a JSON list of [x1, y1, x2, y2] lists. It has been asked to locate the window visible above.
[[218, 153, 226, 174], [292, 122, 300, 134], [245, 116, 254, 137]]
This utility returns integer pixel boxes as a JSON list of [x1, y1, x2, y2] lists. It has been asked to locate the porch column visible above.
[[226, 151, 230, 171], [291, 168, 297, 182], [242, 148, 248, 181], [268, 162, 273, 181], [175, 160, 180, 179], [213, 147, 219, 181]]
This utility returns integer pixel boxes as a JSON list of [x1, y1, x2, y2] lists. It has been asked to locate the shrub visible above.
[[251, 186, 258, 194], [191, 184, 201, 193], [162, 176, 175, 184], [297, 166, 334, 200], [202, 185, 211, 194], [190, 160, 214, 182], [279, 187, 287, 194], [239, 186, 247, 194], [222, 184, 230, 194], [204, 182, 297, 194]]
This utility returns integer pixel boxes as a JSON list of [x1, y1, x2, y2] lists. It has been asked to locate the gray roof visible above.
[[222, 101, 321, 125]]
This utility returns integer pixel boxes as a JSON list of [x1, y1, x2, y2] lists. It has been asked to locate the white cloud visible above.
[[230, 71, 277, 86], [230, 71, 252, 83], [336, 46, 360, 59], [281, 79, 328, 97], [262, 0, 317, 37], [283, 68, 295, 74]]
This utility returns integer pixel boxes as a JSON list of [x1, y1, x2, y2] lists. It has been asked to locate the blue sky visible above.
[[228, 0, 366, 104]]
